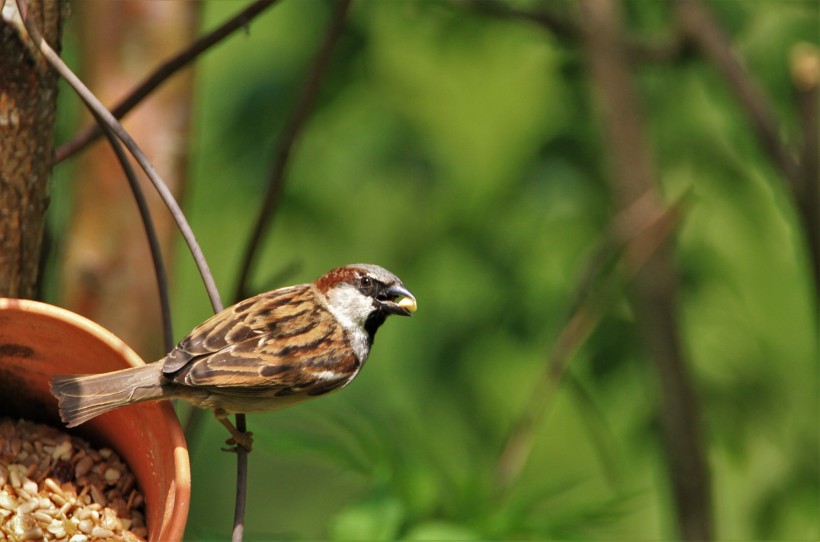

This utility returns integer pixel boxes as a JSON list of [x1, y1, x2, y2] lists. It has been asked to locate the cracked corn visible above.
[[0, 417, 146, 541]]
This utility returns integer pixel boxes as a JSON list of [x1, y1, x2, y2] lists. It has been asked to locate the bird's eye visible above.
[[358, 276, 380, 295]]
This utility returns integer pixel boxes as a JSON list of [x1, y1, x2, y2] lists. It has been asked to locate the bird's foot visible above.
[[221, 431, 254, 453], [214, 409, 254, 452]]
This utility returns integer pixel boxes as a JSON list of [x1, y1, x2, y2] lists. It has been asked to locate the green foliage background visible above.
[[55, 0, 819, 540]]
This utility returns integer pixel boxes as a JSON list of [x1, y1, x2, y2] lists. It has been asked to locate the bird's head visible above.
[[314, 264, 416, 339]]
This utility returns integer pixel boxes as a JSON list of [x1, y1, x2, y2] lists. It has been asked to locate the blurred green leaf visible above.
[[50, 0, 820, 540], [403, 521, 479, 540], [330, 492, 405, 541]]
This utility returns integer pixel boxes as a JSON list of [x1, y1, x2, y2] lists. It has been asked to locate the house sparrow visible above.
[[50, 264, 416, 450]]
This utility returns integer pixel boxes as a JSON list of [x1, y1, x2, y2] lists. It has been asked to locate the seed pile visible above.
[[0, 417, 147, 541]]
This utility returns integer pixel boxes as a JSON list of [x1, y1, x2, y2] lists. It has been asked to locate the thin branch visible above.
[[94, 114, 175, 352], [456, 0, 689, 64], [494, 191, 682, 493], [231, 415, 249, 542], [233, 0, 352, 301], [454, 0, 579, 40], [565, 373, 623, 488], [54, 0, 281, 164], [15, 0, 224, 315], [674, 0, 801, 186], [676, 0, 818, 318], [791, 43, 819, 300], [578, 1, 711, 539]]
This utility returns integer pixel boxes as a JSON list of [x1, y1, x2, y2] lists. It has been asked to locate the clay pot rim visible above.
[[0, 297, 191, 541]]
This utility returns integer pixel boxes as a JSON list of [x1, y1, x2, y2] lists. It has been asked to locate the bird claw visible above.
[[214, 410, 254, 452], [222, 431, 254, 453]]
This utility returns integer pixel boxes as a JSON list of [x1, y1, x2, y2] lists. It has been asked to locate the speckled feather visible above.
[[50, 264, 415, 428], [160, 283, 362, 410]]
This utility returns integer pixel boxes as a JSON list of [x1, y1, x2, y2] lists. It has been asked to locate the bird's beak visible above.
[[380, 284, 417, 316]]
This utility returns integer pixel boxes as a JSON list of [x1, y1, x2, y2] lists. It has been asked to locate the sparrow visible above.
[[50, 264, 416, 450]]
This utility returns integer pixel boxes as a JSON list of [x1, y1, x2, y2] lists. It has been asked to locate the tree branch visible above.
[[578, 0, 712, 539], [231, 414, 249, 542], [791, 43, 819, 300], [233, 0, 352, 301], [456, 0, 690, 64], [494, 190, 683, 493], [221, 3, 351, 538], [54, 0, 281, 164], [454, 0, 579, 40], [674, 0, 801, 186], [675, 0, 818, 312]]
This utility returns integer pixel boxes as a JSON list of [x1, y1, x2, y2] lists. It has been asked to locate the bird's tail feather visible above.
[[50, 364, 168, 428]]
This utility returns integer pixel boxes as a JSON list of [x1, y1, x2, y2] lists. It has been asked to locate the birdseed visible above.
[[0, 417, 147, 541]]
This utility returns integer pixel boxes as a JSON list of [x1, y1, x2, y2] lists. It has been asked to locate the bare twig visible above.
[[457, 0, 689, 63], [454, 0, 579, 40], [494, 191, 682, 492], [676, 0, 818, 316], [233, 0, 352, 301], [791, 43, 819, 299], [565, 373, 623, 488], [231, 415, 249, 542], [578, 1, 711, 539], [674, 0, 801, 186], [54, 0, 281, 164]]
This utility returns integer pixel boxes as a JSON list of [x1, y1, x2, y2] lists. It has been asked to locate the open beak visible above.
[[379, 284, 417, 316]]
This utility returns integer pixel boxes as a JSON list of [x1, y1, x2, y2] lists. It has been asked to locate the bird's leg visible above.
[[214, 408, 253, 452]]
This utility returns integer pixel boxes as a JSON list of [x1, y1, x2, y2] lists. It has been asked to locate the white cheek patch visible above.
[[326, 285, 374, 328], [325, 284, 375, 363]]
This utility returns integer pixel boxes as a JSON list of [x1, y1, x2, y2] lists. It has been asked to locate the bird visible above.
[[50, 263, 416, 450]]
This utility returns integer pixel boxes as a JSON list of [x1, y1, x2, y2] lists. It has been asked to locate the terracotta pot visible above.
[[0, 298, 190, 541]]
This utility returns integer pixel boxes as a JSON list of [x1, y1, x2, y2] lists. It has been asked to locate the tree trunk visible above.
[[0, 0, 64, 298], [578, 0, 713, 539]]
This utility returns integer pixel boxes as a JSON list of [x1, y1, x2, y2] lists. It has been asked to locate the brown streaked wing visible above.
[[161, 284, 313, 374], [172, 346, 359, 395], [166, 290, 361, 395], [167, 334, 359, 395]]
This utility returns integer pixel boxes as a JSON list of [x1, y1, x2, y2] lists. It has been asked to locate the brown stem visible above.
[[455, 0, 579, 40], [791, 43, 820, 300], [674, 0, 801, 186], [232, 414, 249, 542], [578, 0, 712, 539], [457, 0, 689, 63], [676, 0, 818, 320], [16, 6, 249, 540], [494, 191, 682, 493], [233, 0, 352, 301]]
